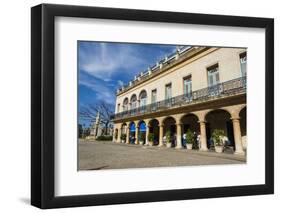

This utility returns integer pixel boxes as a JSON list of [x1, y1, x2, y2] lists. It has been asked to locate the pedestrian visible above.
[[219, 135, 228, 149], [197, 134, 201, 149], [193, 131, 196, 147], [173, 133, 177, 147], [183, 132, 187, 147]]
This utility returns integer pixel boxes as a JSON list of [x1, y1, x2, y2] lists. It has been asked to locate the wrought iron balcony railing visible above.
[[113, 76, 246, 120]]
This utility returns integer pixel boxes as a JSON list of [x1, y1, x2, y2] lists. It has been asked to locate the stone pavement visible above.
[[78, 140, 246, 170]]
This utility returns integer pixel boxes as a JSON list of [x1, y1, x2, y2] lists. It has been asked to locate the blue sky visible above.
[[78, 41, 180, 127]]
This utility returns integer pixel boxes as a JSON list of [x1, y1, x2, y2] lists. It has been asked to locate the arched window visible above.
[[139, 90, 147, 107], [240, 52, 247, 77], [123, 98, 128, 111], [130, 94, 137, 110]]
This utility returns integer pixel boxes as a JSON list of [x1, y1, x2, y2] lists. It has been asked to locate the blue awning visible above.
[[130, 123, 136, 132], [139, 122, 146, 132]]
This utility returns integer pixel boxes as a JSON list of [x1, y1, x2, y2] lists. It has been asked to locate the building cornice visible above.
[[116, 46, 213, 96]]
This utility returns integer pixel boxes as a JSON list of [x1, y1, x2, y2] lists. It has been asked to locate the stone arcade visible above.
[[112, 46, 247, 155]]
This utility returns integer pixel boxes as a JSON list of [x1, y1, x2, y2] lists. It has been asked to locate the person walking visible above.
[[183, 132, 187, 148], [197, 134, 201, 149], [173, 133, 177, 147]]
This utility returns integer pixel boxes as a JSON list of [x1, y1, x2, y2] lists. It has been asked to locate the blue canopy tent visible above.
[[129, 123, 136, 132], [129, 123, 136, 144], [139, 122, 146, 132], [137, 121, 147, 144]]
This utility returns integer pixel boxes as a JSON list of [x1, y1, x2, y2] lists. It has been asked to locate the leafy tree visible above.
[[148, 133, 154, 142], [186, 129, 195, 145], [78, 124, 83, 138], [165, 130, 171, 143], [79, 101, 114, 135], [139, 132, 145, 142], [121, 133, 127, 141], [84, 127, 91, 138], [211, 129, 225, 146]]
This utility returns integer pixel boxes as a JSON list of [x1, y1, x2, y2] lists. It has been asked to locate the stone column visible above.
[[112, 128, 116, 143], [158, 125, 164, 146], [199, 121, 208, 151], [135, 126, 139, 145], [232, 117, 245, 155], [145, 125, 150, 145], [176, 123, 182, 149], [126, 126, 130, 144], [117, 127, 121, 143]]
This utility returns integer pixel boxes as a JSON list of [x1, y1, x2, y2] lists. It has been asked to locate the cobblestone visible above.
[[78, 140, 246, 170]]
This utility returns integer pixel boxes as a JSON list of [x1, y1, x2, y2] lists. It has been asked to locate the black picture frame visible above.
[[31, 3, 274, 209]]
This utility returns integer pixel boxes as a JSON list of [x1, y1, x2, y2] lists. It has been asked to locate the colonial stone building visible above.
[[112, 46, 247, 155]]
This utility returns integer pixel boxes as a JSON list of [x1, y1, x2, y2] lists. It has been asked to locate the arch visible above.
[[239, 105, 246, 115], [163, 116, 177, 147], [148, 118, 159, 126], [139, 90, 148, 113], [205, 109, 231, 121], [146, 118, 160, 126], [205, 109, 233, 150], [239, 106, 247, 150], [130, 94, 137, 102], [220, 104, 246, 119], [120, 123, 127, 143], [130, 94, 138, 111], [138, 120, 147, 144], [148, 119, 160, 146], [138, 120, 147, 132], [139, 90, 147, 100], [129, 121, 136, 131], [162, 116, 177, 125], [180, 113, 200, 149], [180, 112, 199, 123], [123, 98, 129, 111], [121, 123, 127, 134], [129, 121, 136, 144]]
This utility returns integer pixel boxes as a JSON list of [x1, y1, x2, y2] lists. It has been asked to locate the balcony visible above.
[[113, 76, 246, 120], [116, 46, 206, 95]]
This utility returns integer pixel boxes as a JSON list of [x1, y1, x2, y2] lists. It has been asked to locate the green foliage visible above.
[[139, 132, 145, 142], [121, 133, 126, 141], [96, 135, 113, 141], [165, 130, 171, 143], [186, 129, 195, 144], [78, 124, 83, 138], [148, 133, 154, 142], [80, 128, 90, 138], [211, 129, 225, 146]]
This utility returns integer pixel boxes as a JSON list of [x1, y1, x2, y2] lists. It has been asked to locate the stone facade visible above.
[[112, 46, 247, 155]]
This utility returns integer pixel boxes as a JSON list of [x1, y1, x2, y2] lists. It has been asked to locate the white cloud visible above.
[[79, 74, 116, 105], [117, 80, 124, 87], [79, 42, 145, 80]]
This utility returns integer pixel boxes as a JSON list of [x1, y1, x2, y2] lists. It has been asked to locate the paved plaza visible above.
[[78, 140, 246, 170]]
